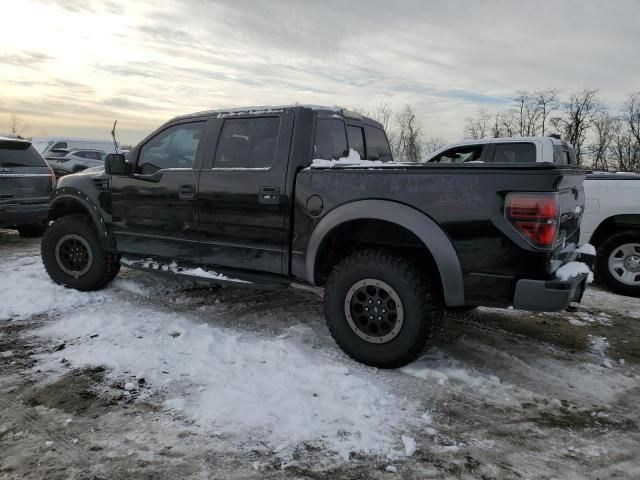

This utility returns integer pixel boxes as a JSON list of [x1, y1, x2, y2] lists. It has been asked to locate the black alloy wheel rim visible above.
[[55, 234, 94, 277], [344, 279, 404, 344]]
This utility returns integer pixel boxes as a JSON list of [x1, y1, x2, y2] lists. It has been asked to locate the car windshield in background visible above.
[[0, 141, 47, 168], [46, 150, 70, 158]]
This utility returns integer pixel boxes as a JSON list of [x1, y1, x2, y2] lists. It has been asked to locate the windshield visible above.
[[32, 141, 53, 154]]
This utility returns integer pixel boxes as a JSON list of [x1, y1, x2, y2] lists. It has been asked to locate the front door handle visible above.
[[259, 186, 280, 205], [178, 184, 195, 200]]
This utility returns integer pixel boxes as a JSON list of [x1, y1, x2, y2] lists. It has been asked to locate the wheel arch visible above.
[[590, 214, 640, 248], [49, 190, 111, 249], [305, 199, 465, 306]]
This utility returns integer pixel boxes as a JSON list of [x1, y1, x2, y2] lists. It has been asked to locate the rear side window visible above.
[[346, 125, 365, 159], [364, 126, 392, 161], [0, 142, 47, 167], [429, 145, 484, 163], [314, 119, 348, 160], [138, 122, 204, 174], [491, 143, 536, 163], [52, 142, 67, 149], [214, 117, 280, 169]]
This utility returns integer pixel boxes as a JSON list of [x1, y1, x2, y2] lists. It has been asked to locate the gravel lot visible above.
[[1, 228, 639, 479]]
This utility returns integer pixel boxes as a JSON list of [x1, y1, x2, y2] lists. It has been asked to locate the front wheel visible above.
[[41, 214, 119, 291], [597, 231, 640, 297], [325, 250, 443, 368]]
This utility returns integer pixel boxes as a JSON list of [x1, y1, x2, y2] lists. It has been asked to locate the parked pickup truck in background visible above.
[[41, 106, 593, 368], [581, 173, 640, 297]]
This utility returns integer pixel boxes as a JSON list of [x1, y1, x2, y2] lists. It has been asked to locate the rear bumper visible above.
[[0, 203, 49, 227], [513, 273, 588, 312]]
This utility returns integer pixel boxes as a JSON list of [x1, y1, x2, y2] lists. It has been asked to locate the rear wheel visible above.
[[597, 230, 640, 297], [325, 250, 443, 368], [17, 223, 46, 238], [41, 214, 119, 291]]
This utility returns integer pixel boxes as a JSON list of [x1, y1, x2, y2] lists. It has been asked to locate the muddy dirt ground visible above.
[[1, 229, 639, 479]]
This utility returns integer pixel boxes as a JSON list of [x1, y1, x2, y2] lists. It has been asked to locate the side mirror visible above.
[[105, 153, 128, 175]]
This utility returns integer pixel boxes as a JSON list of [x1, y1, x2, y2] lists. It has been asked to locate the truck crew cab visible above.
[[41, 106, 593, 368]]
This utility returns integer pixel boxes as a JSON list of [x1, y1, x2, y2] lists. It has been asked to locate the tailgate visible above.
[[551, 170, 585, 272], [0, 166, 52, 204]]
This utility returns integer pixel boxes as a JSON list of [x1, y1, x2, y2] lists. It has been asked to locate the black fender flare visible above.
[[305, 199, 465, 306], [49, 188, 112, 249]]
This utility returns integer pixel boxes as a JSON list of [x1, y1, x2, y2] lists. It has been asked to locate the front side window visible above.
[[492, 143, 536, 163], [213, 117, 280, 169], [364, 126, 392, 161], [314, 119, 348, 160], [138, 122, 204, 174], [430, 145, 484, 163], [346, 125, 365, 159]]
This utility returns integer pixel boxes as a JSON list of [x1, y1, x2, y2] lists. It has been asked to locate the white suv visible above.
[[45, 149, 106, 176]]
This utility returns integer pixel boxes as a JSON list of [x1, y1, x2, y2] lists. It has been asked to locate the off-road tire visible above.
[[596, 230, 640, 298], [17, 223, 46, 238], [41, 214, 119, 291], [325, 249, 444, 368]]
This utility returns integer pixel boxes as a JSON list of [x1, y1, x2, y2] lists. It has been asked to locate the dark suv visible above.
[[0, 137, 54, 237]]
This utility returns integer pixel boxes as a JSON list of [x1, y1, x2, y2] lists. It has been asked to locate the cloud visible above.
[[0, 51, 52, 67], [1, 0, 639, 144]]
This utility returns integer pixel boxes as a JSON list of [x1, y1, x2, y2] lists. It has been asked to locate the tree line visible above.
[[464, 89, 640, 171]]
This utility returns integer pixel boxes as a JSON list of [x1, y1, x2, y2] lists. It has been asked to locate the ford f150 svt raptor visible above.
[[41, 105, 593, 367]]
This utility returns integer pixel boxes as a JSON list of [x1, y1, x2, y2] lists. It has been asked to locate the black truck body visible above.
[[42, 106, 592, 367]]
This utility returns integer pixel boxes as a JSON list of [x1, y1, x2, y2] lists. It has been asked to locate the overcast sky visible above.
[[1, 0, 639, 145]]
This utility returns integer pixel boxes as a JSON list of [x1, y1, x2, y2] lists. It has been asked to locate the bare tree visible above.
[[464, 109, 490, 139], [611, 127, 639, 172], [513, 92, 539, 136], [589, 111, 617, 171], [622, 92, 640, 146], [535, 88, 559, 135], [8, 113, 27, 137], [395, 105, 423, 162], [551, 89, 601, 165], [422, 136, 447, 156]]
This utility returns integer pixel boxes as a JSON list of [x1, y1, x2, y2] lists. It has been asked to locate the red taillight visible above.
[[506, 194, 559, 248]]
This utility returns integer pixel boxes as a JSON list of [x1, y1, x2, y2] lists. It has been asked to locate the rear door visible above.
[[196, 112, 294, 274], [0, 140, 52, 217], [109, 120, 208, 262]]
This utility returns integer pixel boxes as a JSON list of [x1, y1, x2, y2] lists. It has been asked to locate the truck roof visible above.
[[169, 105, 383, 128], [455, 136, 570, 147]]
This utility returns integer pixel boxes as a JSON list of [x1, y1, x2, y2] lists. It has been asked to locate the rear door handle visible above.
[[259, 186, 280, 205], [178, 184, 195, 200]]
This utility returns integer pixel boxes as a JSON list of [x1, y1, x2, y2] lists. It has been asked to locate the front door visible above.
[[109, 120, 208, 263], [197, 112, 293, 274]]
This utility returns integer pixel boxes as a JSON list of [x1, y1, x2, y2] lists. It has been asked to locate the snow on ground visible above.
[[1, 254, 425, 460], [0, 255, 108, 320]]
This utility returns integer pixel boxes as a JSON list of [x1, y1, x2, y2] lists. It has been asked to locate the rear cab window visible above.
[[346, 125, 365, 159], [214, 117, 280, 169], [314, 119, 348, 160], [0, 140, 47, 168], [491, 143, 536, 163], [364, 126, 392, 161]]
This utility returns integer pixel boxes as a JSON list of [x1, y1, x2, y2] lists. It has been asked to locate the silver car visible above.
[[45, 148, 106, 176]]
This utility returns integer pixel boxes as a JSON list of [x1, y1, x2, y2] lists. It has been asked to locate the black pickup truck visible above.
[[41, 105, 592, 367]]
